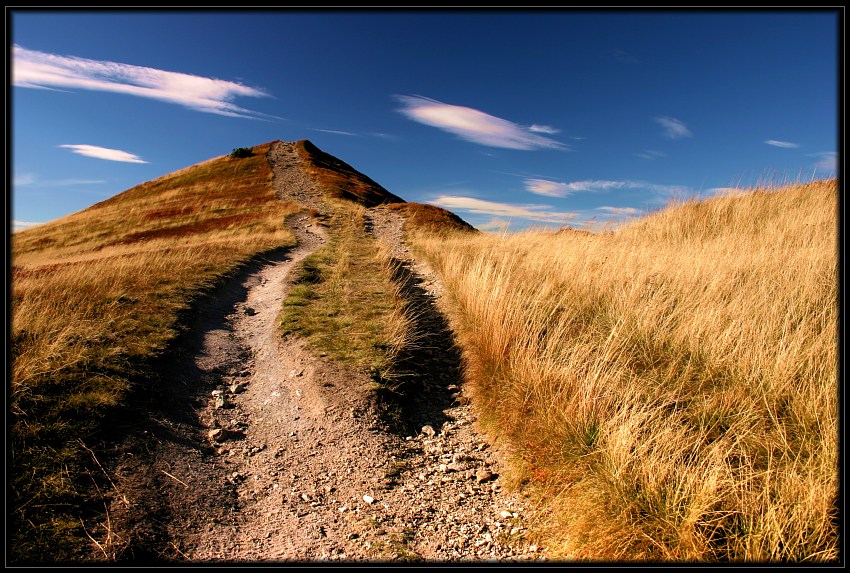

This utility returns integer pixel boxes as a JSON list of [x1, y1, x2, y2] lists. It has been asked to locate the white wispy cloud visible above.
[[554, 179, 688, 196], [654, 116, 692, 139], [429, 195, 576, 224], [13, 220, 44, 232], [765, 139, 800, 148], [13, 45, 270, 118], [478, 217, 514, 233], [59, 144, 148, 163], [13, 173, 36, 186], [524, 178, 570, 197], [313, 128, 358, 136], [595, 206, 641, 216], [523, 177, 689, 199], [529, 124, 560, 134], [811, 152, 837, 173], [396, 95, 567, 150], [14, 173, 107, 186], [635, 149, 667, 160]]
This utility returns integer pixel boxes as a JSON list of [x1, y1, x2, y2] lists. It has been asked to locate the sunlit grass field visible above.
[[412, 180, 839, 562], [10, 142, 299, 562]]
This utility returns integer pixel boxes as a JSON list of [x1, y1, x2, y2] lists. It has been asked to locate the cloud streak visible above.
[[59, 144, 148, 163], [811, 152, 837, 173], [529, 124, 560, 134], [13, 220, 45, 232], [524, 178, 570, 197], [522, 177, 690, 199], [765, 139, 800, 148], [654, 116, 691, 139], [14, 173, 107, 186], [635, 149, 667, 160], [596, 206, 641, 216], [13, 45, 270, 118], [396, 95, 567, 150], [313, 128, 358, 136], [429, 195, 575, 224]]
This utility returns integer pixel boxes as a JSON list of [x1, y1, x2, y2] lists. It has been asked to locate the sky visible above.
[[9, 9, 841, 233]]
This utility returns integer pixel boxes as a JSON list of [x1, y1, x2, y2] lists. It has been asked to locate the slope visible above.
[[9, 138, 487, 564]]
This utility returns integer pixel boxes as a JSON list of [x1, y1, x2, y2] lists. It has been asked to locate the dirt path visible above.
[[101, 144, 548, 563]]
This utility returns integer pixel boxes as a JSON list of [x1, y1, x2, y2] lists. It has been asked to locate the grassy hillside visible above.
[[9, 138, 472, 564], [10, 142, 300, 563], [411, 180, 839, 562]]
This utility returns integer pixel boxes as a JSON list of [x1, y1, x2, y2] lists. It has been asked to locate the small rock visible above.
[[476, 469, 497, 483], [363, 495, 375, 505], [229, 383, 246, 394], [447, 461, 469, 472], [214, 396, 227, 409], [500, 510, 513, 519], [244, 307, 257, 316], [209, 428, 245, 442], [421, 425, 436, 437]]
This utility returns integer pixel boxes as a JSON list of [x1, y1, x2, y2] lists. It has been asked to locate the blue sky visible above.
[[10, 9, 840, 232]]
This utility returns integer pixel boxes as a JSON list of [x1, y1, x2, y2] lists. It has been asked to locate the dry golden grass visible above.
[[10, 142, 299, 563], [412, 179, 838, 562]]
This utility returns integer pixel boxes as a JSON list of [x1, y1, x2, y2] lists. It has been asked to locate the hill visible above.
[[9, 139, 474, 564]]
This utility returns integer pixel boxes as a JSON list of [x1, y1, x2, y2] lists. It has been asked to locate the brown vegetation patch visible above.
[[295, 139, 405, 207], [555, 226, 595, 236], [115, 214, 263, 244], [385, 202, 477, 235], [142, 205, 200, 221]]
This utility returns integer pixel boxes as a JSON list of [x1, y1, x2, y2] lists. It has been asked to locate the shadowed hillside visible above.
[[295, 139, 406, 207]]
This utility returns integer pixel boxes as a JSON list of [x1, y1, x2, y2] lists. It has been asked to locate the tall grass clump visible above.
[[10, 142, 300, 563], [412, 180, 838, 562]]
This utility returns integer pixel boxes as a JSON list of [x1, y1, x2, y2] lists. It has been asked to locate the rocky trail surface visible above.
[[98, 142, 547, 563]]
